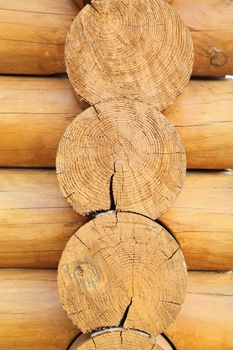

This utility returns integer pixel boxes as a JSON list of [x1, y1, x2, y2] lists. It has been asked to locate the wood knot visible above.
[[209, 48, 228, 68]]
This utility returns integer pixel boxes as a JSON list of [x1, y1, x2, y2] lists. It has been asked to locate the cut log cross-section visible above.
[[69, 330, 173, 350], [56, 99, 186, 218], [66, 0, 193, 110], [58, 212, 187, 335]]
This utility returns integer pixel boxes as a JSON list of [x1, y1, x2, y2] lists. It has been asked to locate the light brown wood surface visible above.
[[0, 269, 232, 350], [0, 169, 232, 270], [160, 171, 233, 270], [66, 0, 193, 111], [0, 0, 78, 74], [0, 1, 232, 76], [58, 212, 187, 334], [56, 100, 186, 218], [0, 76, 232, 169], [0, 169, 88, 268], [69, 331, 173, 350], [167, 0, 233, 77]]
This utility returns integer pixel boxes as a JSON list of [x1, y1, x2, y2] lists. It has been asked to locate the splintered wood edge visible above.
[[57, 212, 187, 335], [69, 330, 173, 349], [56, 99, 186, 219], [65, 0, 193, 110]]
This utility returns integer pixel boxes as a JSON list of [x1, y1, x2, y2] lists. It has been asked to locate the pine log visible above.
[[56, 100, 186, 218], [66, 0, 193, 111], [0, 76, 232, 169], [0, 0, 78, 74], [0, 269, 232, 350], [69, 331, 173, 350], [0, 169, 232, 270], [58, 212, 187, 334], [80, 0, 233, 77], [167, 0, 233, 77]]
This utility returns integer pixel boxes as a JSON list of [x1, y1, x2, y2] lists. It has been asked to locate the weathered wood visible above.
[[0, 76, 232, 169], [58, 212, 187, 334], [56, 100, 186, 218], [0, 169, 232, 270], [66, 0, 193, 111], [0, 0, 78, 74], [69, 331, 173, 350], [0, 269, 232, 350]]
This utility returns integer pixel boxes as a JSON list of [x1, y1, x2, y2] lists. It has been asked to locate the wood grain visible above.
[[167, 0, 233, 76], [0, 169, 232, 270], [58, 212, 187, 334], [66, 0, 193, 111], [0, 76, 232, 169], [56, 100, 186, 218], [69, 331, 173, 350], [0, 0, 78, 74], [0, 269, 232, 350]]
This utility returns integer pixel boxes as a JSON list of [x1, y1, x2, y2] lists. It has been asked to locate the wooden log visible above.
[[0, 76, 232, 169], [0, 169, 232, 270], [69, 331, 173, 350], [0, 269, 232, 350], [0, 0, 78, 74], [65, 0, 193, 111], [167, 0, 233, 77], [56, 100, 186, 218], [0, 169, 88, 268], [58, 212, 187, 334]]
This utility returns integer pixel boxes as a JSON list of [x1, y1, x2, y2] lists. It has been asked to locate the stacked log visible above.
[[0, 269, 231, 350], [0, 76, 232, 169], [0, 1, 232, 76], [0, 0, 232, 349], [0, 169, 232, 271]]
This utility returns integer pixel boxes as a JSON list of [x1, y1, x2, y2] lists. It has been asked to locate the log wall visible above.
[[0, 169, 232, 270], [0, 0, 232, 76], [0, 76, 232, 169], [0, 269, 231, 350]]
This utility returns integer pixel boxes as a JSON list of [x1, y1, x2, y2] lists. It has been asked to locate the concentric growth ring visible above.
[[56, 99, 186, 219], [58, 212, 187, 335], [65, 0, 193, 111], [68, 330, 173, 350]]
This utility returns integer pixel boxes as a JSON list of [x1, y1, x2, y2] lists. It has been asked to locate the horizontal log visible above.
[[167, 0, 233, 76], [0, 76, 232, 169], [0, 169, 232, 270], [0, 0, 78, 74], [0, 269, 232, 350], [0, 1, 232, 75]]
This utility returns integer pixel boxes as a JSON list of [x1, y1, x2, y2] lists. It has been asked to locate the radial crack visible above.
[[118, 297, 133, 327], [109, 162, 116, 211]]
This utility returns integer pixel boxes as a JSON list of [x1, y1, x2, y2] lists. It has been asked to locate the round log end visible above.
[[56, 99, 186, 218], [69, 330, 173, 350], [65, 0, 193, 110], [58, 212, 187, 335]]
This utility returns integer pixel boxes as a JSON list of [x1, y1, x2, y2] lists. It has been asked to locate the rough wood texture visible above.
[[0, 0, 78, 74], [0, 269, 232, 350], [80, 0, 233, 77], [58, 212, 187, 334], [0, 169, 232, 270], [69, 331, 172, 350], [0, 76, 232, 169], [167, 0, 233, 77], [66, 0, 193, 110], [0, 169, 88, 268], [56, 100, 186, 218]]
